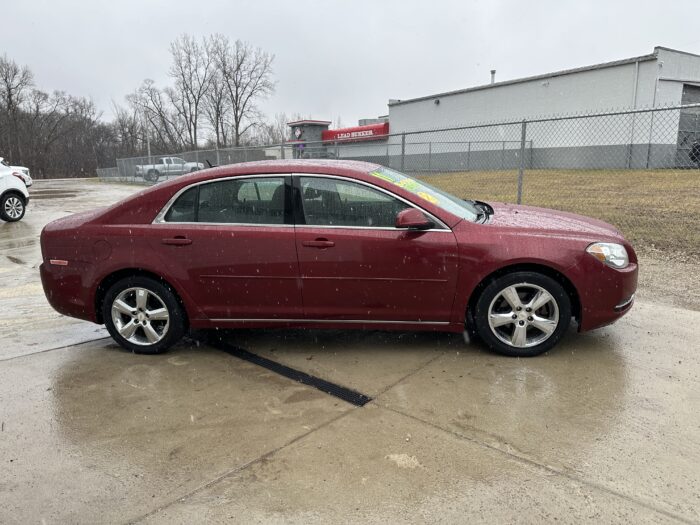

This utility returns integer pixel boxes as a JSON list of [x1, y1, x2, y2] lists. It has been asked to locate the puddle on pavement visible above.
[[29, 193, 78, 200], [47, 328, 629, 479]]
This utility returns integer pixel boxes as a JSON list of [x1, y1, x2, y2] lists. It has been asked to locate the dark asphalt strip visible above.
[[204, 338, 373, 407]]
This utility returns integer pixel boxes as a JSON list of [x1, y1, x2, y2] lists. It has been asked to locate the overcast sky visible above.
[[3, 0, 700, 127]]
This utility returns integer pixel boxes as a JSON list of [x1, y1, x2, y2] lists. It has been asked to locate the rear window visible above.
[[163, 177, 286, 224], [164, 186, 198, 222]]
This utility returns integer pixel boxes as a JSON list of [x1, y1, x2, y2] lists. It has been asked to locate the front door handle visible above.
[[162, 237, 192, 246], [302, 239, 335, 248]]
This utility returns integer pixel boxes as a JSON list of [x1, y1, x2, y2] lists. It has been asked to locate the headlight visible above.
[[586, 242, 629, 269]]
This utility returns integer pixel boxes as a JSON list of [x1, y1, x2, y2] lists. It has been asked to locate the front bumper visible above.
[[575, 258, 638, 332]]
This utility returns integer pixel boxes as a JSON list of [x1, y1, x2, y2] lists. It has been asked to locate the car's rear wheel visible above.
[[145, 169, 159, 183], [102, 276, 186, 354], [1, 193, 26, 222], [473, 272, 571, 357]]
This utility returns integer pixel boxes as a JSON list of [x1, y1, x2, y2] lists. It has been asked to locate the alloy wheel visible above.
[[111, 287, 170, 346], [487, 283, 559, 348], [4, 196, 24, 219]]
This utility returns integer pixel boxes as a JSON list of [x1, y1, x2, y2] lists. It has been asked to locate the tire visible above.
[[190, 167, 198, 173], [145, 169, 159, 183], [102, 276, 186, 354], [473, 271, 571, 357], [0, 192, 26, 222]]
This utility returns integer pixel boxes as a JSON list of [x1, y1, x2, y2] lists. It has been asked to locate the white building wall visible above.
[[389, 62, 640, 131], [656, 48, 700, 81], [386, 48, 700, 150], [334, 48, 700, 170]]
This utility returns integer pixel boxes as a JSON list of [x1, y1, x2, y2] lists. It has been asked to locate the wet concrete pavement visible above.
[[1, 180, 699, 523]]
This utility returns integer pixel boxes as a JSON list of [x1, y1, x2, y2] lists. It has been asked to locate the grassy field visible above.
[[417, 169, 700, 259]]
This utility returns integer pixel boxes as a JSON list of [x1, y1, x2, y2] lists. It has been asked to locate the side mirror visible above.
[[395, 208, 434, 230]]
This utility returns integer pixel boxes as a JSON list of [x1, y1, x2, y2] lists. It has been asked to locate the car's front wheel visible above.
[[0, 193, 26, 222], [102, 276, 186, 354], [473, 272, 571, 357]]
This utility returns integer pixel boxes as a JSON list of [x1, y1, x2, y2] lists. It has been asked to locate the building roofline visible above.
[[287, 120, 331, 126], [388, 49, 662, 107], [654, 46, 700, 59]]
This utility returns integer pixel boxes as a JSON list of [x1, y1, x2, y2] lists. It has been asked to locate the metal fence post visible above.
[[516, 120, 527, 205], [428, 142, 432, 171], [466, 141, 471, 171], [400, 133, 406, 171]]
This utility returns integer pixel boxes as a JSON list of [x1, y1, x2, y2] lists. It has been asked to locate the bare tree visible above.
[[112, 102, 145, 157], [0, 53, 153, 178], [168, 34, 214, 148], [0, 54, 34, 161], [127, 79, 188, 152], [256, 112, 307, 144], [212, 36, 275, 146], [202, 68, 230, 147]]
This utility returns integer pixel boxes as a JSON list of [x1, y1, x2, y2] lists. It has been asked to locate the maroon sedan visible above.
[[40, 160, 637, 357]]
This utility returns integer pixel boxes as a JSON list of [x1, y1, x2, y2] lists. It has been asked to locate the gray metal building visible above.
[[389, 47, 700, 129], [373, 46, 700, 170]]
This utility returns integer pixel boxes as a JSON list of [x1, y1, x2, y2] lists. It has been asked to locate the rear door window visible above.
[[164, 177, 288, 224]]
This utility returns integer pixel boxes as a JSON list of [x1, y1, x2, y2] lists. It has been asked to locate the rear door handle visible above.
[[302, 239, 335, 248], [162, 237, 192, 246]]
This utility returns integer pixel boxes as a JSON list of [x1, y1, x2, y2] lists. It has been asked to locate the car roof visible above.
[[100, 159, 466, 228], [152, 159, 382, 191], [191, 158, 379, 177]]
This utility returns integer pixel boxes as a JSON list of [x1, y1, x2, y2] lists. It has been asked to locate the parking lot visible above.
[[1, 179, 699, 523]]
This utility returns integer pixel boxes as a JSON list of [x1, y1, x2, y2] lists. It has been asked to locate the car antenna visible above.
[[206, 159, 217, 168]]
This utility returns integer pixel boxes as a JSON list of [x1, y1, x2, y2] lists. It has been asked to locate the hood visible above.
[[486, 202, 623, 240]]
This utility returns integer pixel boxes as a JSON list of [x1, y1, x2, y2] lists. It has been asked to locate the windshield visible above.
[[368, 167, 479, 222], [0, 159, 9, 167]]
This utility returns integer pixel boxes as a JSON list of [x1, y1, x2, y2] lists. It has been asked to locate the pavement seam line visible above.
[[127, 349, 446, 522], [369, 351, 446, 400], [378, 403, 696, 525], [0, 336, 111, 362], [127, 407, 355, 524]]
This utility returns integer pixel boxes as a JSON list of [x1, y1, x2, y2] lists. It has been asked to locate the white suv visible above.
[[0, 157, 32, 187], [0, 163, 29, 222]]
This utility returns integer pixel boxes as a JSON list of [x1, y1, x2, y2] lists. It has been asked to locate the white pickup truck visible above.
[[134, 157, 204, 182]]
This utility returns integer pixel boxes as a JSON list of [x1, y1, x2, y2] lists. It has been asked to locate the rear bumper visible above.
[[40, 262, 98, 323], [576, 259, 638, 332]]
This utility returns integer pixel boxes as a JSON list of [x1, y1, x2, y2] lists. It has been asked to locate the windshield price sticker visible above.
[[370, 170, 441, 205]]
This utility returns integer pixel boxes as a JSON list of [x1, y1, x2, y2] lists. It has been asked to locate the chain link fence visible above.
[[99, 104, 700, 257]]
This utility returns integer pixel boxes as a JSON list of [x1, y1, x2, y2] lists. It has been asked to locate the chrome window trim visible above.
[[153, 171, 452, 233], [153, 174, 288, 224], [151, 221, 294, 228], [294, 224, 449, 232], [294, 173, 451, 231]]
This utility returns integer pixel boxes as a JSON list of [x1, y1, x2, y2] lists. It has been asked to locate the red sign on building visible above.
[[321, 122, 389, 143]]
